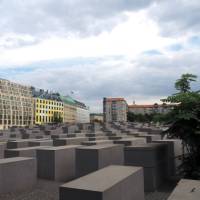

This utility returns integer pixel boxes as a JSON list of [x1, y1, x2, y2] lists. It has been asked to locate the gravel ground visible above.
[[0, 180, 61, 200], [145, 181, 177, 200], [0, 179, 176, 200]]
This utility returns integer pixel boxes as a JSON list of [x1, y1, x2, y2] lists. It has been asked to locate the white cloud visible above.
[[1, 0, 200, 112], [0, 11, 177, 67]]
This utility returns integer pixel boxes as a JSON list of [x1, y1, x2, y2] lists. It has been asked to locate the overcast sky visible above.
[[0, 0, 200, 112]]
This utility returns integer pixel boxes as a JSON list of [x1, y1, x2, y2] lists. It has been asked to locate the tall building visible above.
[[0, 79, 34, 130], [32, 88, 64, 125], [75, 100, 90, 123], [103, 97, 127, 122], [61, 96, 77, 123]]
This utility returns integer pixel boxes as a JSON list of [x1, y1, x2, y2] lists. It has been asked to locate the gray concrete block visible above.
[[53, 137, 88, 146], [0, 157, 37, 194], [7, 139, 29, 149], [114, 137, 146, 146], [0, 143, 6, 159], [51, 133, 77, 139], [5, 146, 47, 158], [28, 140, 53, 147], [136, 134, 161, 143], [6, 139, 42, 149], [85, 133, 105, 137], [153, 139, 183, 177], [124, 143, 167, 167], [167, 179, 200, 200], [88, 136, 108, 141], [76, 144, 124, 177], [37, 145, 79, 181], [108, 135, 130, 140], [51, 134, 67, 139], [60, 165, 145, 200], [124, 143, 168, 192], [82, 140, 113, 146]]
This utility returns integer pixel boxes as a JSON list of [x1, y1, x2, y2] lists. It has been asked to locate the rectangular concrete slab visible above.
[[0, 143, 5, 159], [7, 139, 44, 149], [76, 144, 124, 177], [5, 146, 48, 158], [0, 157, 36, 194], [28, 140, 53, 147], [60, 165, 144, 200], [88, 136, 108, 141], [136, 134, 161, 143], [53, 137, 88, 146], [167, 179, 200, 200], [82, 140, 113, 146], [37, 145, 79, 181], [114, 137, 146, 146], [153, 139, 183, 177], [124, 143, 167, 167], [124, 143, 167, 192], [85, 133, 105, 137]]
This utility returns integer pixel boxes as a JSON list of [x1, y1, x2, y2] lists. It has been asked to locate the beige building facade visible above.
[[61, 96, 77, 123], [0, 79, 34, 130]]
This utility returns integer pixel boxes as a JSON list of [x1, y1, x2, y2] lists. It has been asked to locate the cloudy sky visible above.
[[0, 0, 200, 112]]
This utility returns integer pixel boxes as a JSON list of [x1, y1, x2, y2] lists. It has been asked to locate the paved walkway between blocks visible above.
[[145, 181, 177, 200], [0, 179, 177, 200]]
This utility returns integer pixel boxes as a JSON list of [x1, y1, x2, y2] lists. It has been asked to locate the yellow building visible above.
[[34, 98, 64, 125]]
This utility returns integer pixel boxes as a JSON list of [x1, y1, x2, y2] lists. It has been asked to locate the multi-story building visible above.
[[0, 78, 90, 129], [90, 113, 103, 123], [128, 103, 176, 115], [0, 79, 34, 130], [75, 100, 90, 123], [61, 96, 77, 123], [32, 88, 64, 125], [103, 97, 127, 122]]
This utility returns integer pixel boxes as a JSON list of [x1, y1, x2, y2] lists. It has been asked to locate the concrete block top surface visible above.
[[29, 139, 53, 143], [8, 138, 48, 142], [0, 157, 34, 164], [83, 140, 112, 143], [61, 165, 142, 192], [6, 146, 49, 151], [125, 143, 166, 150], [37, 145, 81, 151], [116, 137, 144, 142], [76, 144, 122, 150], [154, 139, 181, 142], [56, 137, 86, 141], [168, 179, 200, 200]]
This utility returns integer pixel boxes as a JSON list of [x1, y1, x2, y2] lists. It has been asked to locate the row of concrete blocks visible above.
[[4, 132, 158, 150], [2, 136, 147, 159], [0, 144, 124, 194], [0, 157, 145, 200], [1, 139, 182, 194]]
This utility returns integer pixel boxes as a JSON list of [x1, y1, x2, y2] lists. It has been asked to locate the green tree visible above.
[[127, 112, 135, 122], [162, 73, 200, 179], [52, 112, 63, 123], [175, 73, 197, 93]]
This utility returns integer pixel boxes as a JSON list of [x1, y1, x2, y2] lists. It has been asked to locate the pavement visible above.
[[0, 179, 177, 200]]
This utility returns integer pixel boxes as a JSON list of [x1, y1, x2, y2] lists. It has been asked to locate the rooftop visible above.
[[104, 97, 127, 102]]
